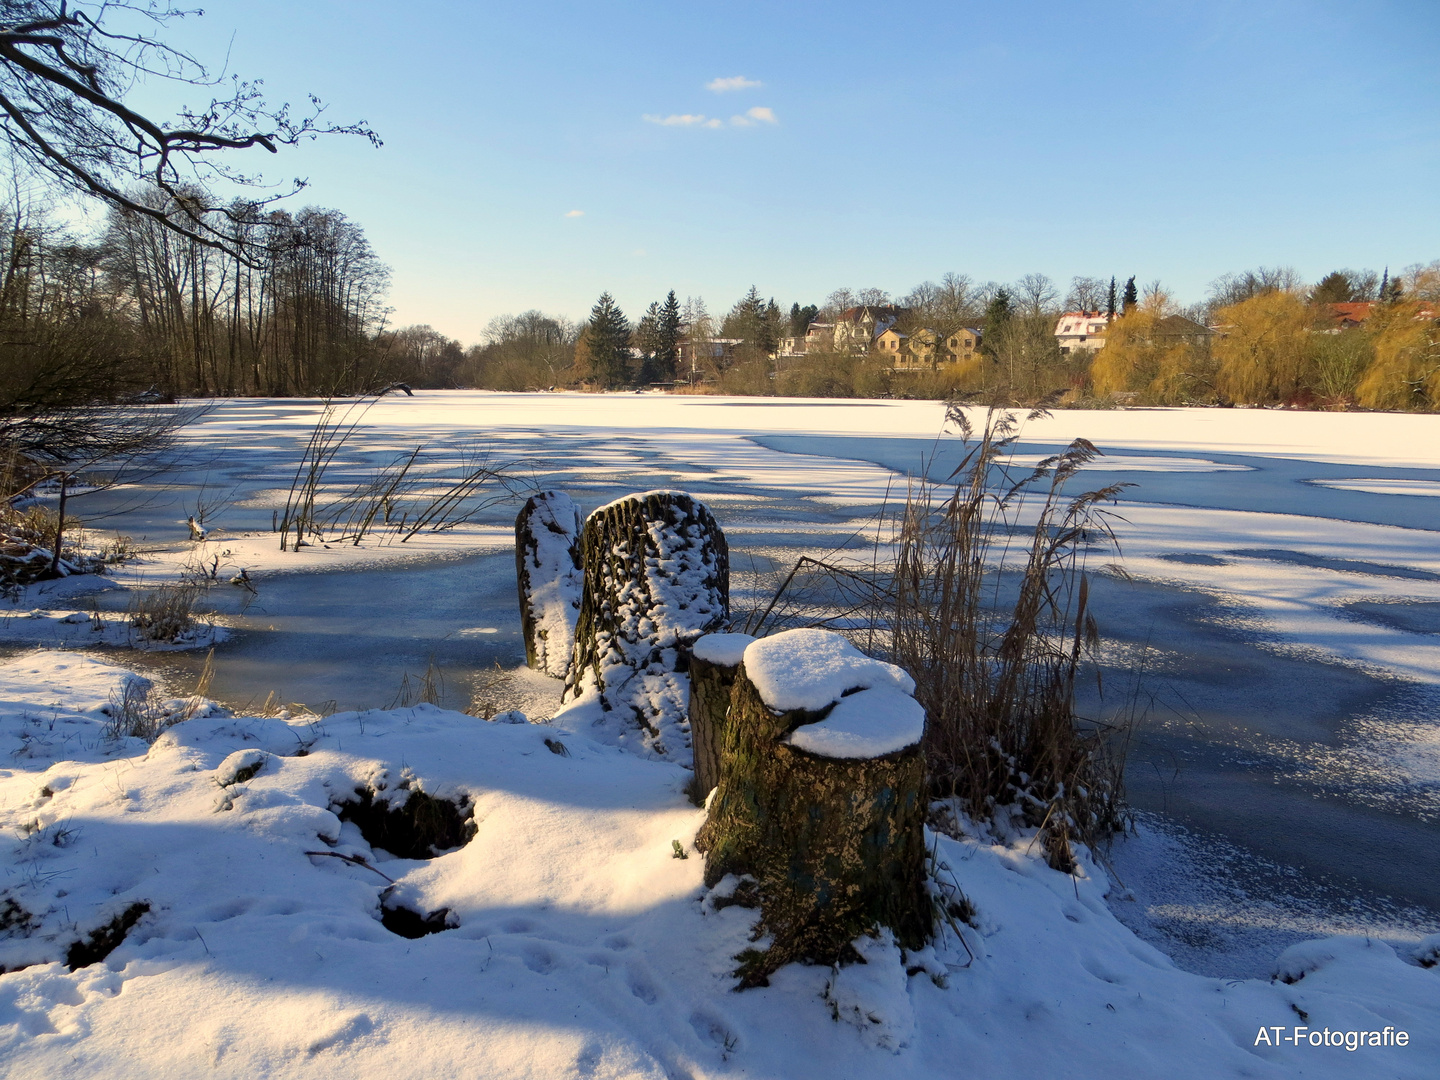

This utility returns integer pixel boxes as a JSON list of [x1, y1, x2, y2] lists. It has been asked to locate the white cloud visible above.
[[729, 106, 779, 127], [643, 113, 712, 127], [642, 107, 774, 130], [564, 210, 584, 218], [707, 75, 762, 93]]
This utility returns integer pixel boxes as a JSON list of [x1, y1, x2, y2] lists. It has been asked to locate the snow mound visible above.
[[743, 628, 914, 712], [1272, 935, 1400, 984], [785, 685, 925, 759], [692, 632, 755, 667], [823, 929, 914, 1051]]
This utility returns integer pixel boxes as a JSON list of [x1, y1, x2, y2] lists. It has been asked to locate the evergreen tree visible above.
[[790, 303, 819, 337], [1311, 271, 1358, 305], [634, 301, 661, 384], [637, 291, 681, 383], [760, 298, 782, 354], [1106, 277, 1117, 319], [1122, 276, 1138, 314], [982, 288, 1013, 357], [655, 290, 682, 380], [581, 292, 632, 388]]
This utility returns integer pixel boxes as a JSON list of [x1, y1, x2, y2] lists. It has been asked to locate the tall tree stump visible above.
[[687, 633, 755, 805], [697, 628, 931, 985], [515, 490, 583, 678], [563, 490, 728, 759]]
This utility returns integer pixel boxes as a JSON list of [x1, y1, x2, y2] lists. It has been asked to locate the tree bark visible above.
[[686, 638, 751, 806], [564, 491, 728, 758], [513, 490, 582, 677], [697, 660, 931, 986]]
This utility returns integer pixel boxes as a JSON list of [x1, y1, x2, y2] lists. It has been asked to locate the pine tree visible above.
[[1106, 277, 1117, 319], [1122, 276, 1138, 314], [637, 291, 682, 383], [760, 298, 782, 354], [656, 290, 682, 380], [582, 292, 632, 388], [982, 288, 1012, 357]]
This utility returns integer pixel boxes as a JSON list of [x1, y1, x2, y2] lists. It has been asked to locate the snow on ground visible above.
[[0, 650, 1436, 1080], [4, 391, 1439, 1073]]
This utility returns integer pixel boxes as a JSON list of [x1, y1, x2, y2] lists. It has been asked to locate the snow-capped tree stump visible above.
[[697, 629, 931, 985], [563, 491, 728, 758], [515, 491, 584, 678], [687, 633, 754, 805]]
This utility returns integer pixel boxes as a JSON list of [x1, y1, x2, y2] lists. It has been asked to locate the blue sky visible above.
[[139, 0, 1439, 343]]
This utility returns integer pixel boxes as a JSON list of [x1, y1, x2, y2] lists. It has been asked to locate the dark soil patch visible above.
[[66, 901, 149, 971], [337, 786, 476, 860]]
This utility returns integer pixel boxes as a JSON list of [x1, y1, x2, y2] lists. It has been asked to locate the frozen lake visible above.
[[16, 391, 1440, 976]]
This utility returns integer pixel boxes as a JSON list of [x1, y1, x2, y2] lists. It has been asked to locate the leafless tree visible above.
[[0, 1, 378, 259], [1013, 272, 1059, 317], [1063, 276, 1107, 312]]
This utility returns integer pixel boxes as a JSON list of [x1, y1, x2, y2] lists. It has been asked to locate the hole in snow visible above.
[[380, 902, 454, 939], [335, 785, 476, 860]]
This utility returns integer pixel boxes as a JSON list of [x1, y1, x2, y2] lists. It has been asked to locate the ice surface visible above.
[[743, 628, 914, 712], [785, 685, 925, 759]]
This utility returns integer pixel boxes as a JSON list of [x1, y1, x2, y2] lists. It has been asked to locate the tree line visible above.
[[464, 263, 1440, 411]]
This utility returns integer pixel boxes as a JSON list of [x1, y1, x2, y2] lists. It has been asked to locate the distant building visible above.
[[1323, 302, 1375, 332], [1150, 314, 1215, 347], [875, 327, 909, 363], [1054, 311, 1112, 355], [945, 327, 982, 363], [804, 322, 835, 352], [833, 305, 905, 354], [676, 337, 742, 380]]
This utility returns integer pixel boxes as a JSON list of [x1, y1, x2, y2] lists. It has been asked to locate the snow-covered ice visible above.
[[2, 390, 1438, 1076]]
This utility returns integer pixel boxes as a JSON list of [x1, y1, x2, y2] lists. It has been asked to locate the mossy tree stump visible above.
[[687, 633, 754, 806], [563, 490, 728, 758], [515, 490, 583, 678], [696, 629, 931, 985]]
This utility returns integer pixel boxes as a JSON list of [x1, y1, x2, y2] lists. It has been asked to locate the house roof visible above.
[[1326, 302, 1375, 327], [1055, 312, 1112, 336], [1153, 314, 1214, 337]]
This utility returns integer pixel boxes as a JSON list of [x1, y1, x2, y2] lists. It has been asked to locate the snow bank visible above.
[[0, 648, 1436, 1079]]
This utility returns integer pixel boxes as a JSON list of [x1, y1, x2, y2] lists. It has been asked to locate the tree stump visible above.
[[514, 490, 583, 678], [697, 628, 931, 985], [563, 490, 728, 759], [687, 633, 754, 806]]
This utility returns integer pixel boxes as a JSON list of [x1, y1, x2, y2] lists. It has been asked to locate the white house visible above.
[[1054, 311, 1112, 355]]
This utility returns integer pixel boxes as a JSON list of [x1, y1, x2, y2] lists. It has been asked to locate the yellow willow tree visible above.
[[1355, 302, 1440, 411], [1089, 294, 1212, 403], [1212, 291, 1317, 405]]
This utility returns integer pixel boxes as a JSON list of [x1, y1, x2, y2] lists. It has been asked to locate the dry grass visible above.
[[886, 402, 1132, 865], [127, 582, 202, 643], [742, 402, 1134, 868], [389, 656, 445, 709]]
